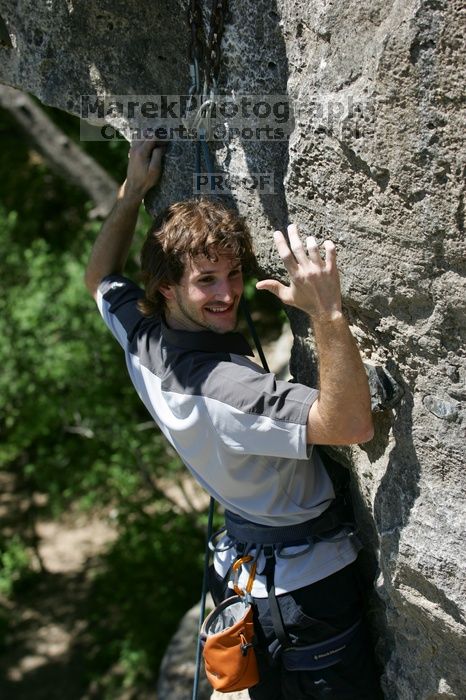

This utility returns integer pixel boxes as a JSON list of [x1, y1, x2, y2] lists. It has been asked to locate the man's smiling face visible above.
[[162, 252, 244, 334]]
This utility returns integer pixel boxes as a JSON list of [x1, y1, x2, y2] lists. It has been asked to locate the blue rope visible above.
[[191, 137, 217, 700], [200, 136, 216, 186], [191, 496, 215, 700], [198, 134, 270, 371]]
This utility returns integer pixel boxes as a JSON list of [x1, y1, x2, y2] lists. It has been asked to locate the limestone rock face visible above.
[[1, 1, 464, 698]]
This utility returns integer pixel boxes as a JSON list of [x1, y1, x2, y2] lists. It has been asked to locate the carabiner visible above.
[[231, 555, 257, 597]]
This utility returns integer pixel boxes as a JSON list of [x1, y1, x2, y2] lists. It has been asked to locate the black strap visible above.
[[263, 546, 292, 649], [240, 296, 270, 372]]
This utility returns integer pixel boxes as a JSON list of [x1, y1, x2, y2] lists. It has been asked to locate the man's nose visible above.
[[214, 280, 235, 301]]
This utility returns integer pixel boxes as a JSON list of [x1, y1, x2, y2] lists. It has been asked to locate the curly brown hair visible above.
[[138, 196, 256, 317]]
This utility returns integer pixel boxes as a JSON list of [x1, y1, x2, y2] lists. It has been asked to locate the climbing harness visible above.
[[281, 619, 362, 672], [222, 507, 361, 668]]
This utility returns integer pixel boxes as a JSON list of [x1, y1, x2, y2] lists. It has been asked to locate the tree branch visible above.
[[0, 84, 118, 217]]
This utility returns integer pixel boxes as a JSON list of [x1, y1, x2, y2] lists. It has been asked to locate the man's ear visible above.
[[158, 284, 174, 301]]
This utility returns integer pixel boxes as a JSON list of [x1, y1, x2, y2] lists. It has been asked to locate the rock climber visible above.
[[85, 140, 382, 699]]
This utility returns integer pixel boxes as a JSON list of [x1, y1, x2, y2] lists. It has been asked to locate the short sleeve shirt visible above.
[[97, 275, 359, 596]]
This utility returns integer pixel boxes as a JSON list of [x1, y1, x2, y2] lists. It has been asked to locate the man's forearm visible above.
[[256, 225, 373, 445], [85, 183, 141, 297], [85, 141, 165, 298], [310, 311, 373, 444]]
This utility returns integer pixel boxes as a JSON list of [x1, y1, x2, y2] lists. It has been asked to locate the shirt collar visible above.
[[161, 317, 254, 356]]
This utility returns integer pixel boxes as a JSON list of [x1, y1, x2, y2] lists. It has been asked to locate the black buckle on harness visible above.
[[235, 541, 246, 556], [261, 545, 276, 579]]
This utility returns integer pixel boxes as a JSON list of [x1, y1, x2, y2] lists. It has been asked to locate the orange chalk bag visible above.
[[200, 556, 259, 692]]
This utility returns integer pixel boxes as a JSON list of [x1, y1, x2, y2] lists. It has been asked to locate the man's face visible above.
[[163, 252, 244, 334]]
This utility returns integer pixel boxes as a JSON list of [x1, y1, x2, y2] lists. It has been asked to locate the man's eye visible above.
[[199, 277, 213, 284], [229, 269, 241, 277]]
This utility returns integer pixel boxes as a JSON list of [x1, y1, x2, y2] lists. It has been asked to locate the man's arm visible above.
[[256, 224, 373, 446], [84, 141, 165, 299]]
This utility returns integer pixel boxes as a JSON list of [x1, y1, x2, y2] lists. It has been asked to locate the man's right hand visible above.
[[256, 224, 343, 322], [124, 140, 166, 202], [85, 140, 165, 299]]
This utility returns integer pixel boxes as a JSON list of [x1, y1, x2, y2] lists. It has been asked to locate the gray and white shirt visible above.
[[97, 275, 359, 596]]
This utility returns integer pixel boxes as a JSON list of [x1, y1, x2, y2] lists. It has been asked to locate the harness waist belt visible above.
[[225, 500, 343, 546]]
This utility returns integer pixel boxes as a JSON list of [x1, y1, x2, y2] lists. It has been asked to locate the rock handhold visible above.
[[365, 361, 404, 412], [0, 14, 12, 48]]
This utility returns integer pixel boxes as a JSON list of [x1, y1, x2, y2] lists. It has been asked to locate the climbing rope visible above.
[[186, 4, 273, 698], [191, 497, 215, 700], [188, 5, 223, 698]]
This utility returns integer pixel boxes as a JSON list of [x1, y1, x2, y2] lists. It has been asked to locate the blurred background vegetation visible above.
[[0, 95, 283, 698]]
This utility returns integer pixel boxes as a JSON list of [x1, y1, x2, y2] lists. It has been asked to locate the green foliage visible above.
[[0, 535, 31, 597], [0, 203, 174, 515], [0, 110, 91, 249], [85, 509, 204, 695]]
